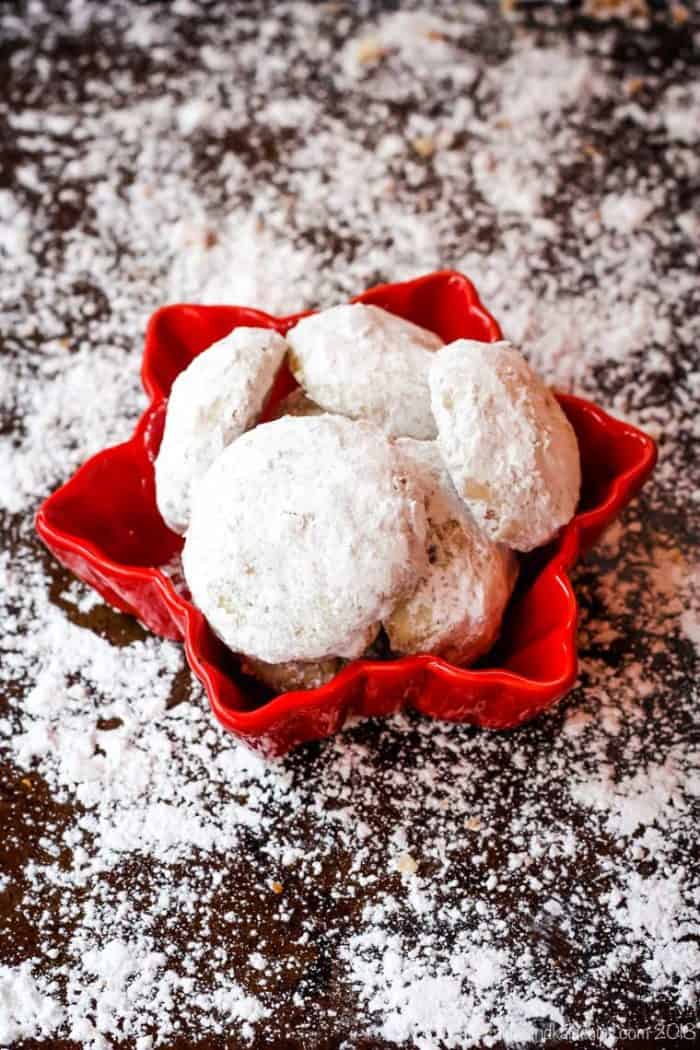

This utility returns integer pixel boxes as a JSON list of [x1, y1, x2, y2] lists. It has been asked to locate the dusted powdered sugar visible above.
[[386, 439, 518, 665], [1, 1, 698, 1047], [154, 326, 288, 534], [430, 340, 581, 551], [0, 964, 64, 1044], [287, 303, 443, 439], [183, 415, 428, 662]]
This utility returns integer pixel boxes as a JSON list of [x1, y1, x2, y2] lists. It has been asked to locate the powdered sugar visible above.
[[430, 340, 581, 550], [1, 1, 698, 1046], [386, 437, 517, 664], [154, 325, 288, 533], [287, 303, 443, 438], [570, 746, 700, 837], [183, 415, 427, 662], [167, 214, 319, 315], [606, 871, 700, 998], [600, 191, 655, 234], [0, 965, 64, 1044]]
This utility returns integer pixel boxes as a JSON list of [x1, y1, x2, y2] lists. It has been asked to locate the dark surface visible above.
[[1, 2, 698, 1049]]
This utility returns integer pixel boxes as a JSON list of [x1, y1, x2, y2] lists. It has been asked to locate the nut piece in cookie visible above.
[[155, 326, 288, 535], [386, 439, 518, 666], [183, 415, 428, 664], [429, 340, 581, 552], [286, 303, 443, 439]]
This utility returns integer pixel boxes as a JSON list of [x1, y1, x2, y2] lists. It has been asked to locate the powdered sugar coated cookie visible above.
[[183, 415, 428, 664], [429, 340, 581, 552], [155, 326, 288, 534], [286, 303, 443, 439], [385, 439, 518, 665]]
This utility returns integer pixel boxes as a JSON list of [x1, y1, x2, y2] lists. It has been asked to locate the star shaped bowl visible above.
[[36, 272, 657, 756]]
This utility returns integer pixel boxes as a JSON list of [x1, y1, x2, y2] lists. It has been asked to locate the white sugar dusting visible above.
[[167, 213, 318, 315], [0, 964, 64, 1044], [1, 1, 698, 1047]]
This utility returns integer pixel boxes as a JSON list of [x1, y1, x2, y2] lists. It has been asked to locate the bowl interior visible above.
[[42, 416, 183, 569]]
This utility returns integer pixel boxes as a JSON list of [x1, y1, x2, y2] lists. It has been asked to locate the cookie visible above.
[[429, 340, 581, 552], [183, 415, 428, 664], [268, 387, 324, 420], [155, 326, 288, 534], [241, 655, 344, 692], [385, 439, 518, 666], [286, 303, 443, 439]]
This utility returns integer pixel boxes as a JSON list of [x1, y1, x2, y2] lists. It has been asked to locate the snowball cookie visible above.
[[183, 415, 428, 664], [268, 387, 324, 420], [155, 326, 288, 534], [385, 439, 518, 666], [286, 303, 443, 439], [241, 655, 344, 693], [429, 340, 581, 552]]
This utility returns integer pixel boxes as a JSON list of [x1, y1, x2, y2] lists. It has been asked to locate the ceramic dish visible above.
[[35, 271, 657, 755]]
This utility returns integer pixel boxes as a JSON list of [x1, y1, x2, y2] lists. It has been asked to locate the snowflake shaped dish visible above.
[[36, 272, 657, 756]]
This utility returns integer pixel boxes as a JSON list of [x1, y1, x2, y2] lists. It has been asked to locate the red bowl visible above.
[[35, 271, 656, 756]]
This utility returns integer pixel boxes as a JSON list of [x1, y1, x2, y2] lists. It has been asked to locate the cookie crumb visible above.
[[356, 37, 387, 66], [394, 853, 418, 876], [412, 136, 436, 159]]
